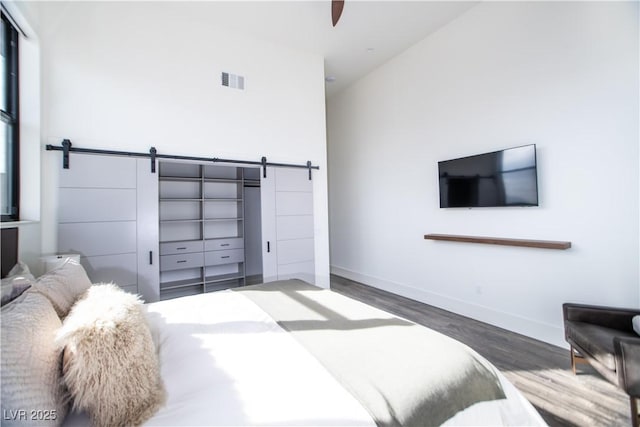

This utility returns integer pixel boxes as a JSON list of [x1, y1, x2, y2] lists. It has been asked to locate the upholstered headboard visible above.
[[1, 227, 18, 278]]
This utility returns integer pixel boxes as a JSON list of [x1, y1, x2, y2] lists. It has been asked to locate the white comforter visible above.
[[64, 290, 546, 426]]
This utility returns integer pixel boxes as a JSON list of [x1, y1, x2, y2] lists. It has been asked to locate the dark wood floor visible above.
[[330, 275, 630, 427]]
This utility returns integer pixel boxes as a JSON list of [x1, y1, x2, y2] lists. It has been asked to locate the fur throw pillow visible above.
[[56, 284, 165, 427]]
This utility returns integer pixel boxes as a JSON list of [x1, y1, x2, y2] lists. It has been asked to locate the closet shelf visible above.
[[160, 217, 244, 223], [159, 237, 244, 244], [161, 279, 204, 291], [159, 177, 244, 184], [160, 238, 203, 244], [159, 176, 201, 182], [204, 178, 243, 184], [424, 234, 571, 250], [204, 273, 245, 284], [160, 198, 243, 202]]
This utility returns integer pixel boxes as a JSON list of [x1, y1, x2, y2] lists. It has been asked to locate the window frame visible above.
[[1, 11, 19, 222]]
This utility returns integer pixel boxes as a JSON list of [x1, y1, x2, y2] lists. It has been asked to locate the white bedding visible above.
[[64, 289, 546, 426]]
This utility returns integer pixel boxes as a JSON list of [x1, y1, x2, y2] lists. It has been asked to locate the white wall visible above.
[[38, 2, 331, 286], [327, 1, 639, 347]]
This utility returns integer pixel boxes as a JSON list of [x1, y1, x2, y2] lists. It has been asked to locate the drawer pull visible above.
[[220, 243, 230, 247], [176, 247, 187, 250], [177, 260, 187, 263], [221, 256, 230, 259]]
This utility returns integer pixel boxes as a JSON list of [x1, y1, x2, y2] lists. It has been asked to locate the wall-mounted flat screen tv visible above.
[[438, 144, 538, 208]]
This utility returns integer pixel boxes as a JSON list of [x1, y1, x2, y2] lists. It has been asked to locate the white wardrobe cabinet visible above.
[[57, 155, 159, 302], [56, 154, 316, 302], [158, 161, 249, 300], [261, 167, 315, 285]]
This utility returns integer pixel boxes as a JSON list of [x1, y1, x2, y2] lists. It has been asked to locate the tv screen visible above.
[[438, 145, 538, 208]]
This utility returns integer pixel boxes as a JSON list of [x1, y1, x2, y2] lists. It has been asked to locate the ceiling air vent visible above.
[[221, 72, 245, 90]]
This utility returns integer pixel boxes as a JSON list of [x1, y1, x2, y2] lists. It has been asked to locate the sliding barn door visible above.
[[57, 155, 159, 301], [261, 167, 315, 284]]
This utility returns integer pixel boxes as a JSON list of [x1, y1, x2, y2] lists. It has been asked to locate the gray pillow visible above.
[[1, 262, 35, 306], [32, 259, 91, 318], [633, 315, 640, 336], [1, 290, 68, 426]]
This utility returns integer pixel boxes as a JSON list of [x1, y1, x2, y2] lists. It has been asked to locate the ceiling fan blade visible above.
[[332, 0, 344, 27]]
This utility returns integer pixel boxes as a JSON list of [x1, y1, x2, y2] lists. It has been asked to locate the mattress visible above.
[[63, 280, 546, 426]]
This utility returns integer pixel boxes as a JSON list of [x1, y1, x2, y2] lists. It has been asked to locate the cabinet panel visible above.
[[56, 155, 159, 303], [275, 168, 312, 192], [277, 238, 315, 265], [276, 215, 314, 240], [160, 240, 204, 255], [261, 166, 316, 284], [58, 221, 137, 257], [277, 261, 315, 283], [59, 155, 136, 189], [205, 249, 244, 266], [59, 188, 136, 223], [160, 252, 204, 272], [244, 185, 263, 279], [205, 238, 244, 251], [136, 158, 160, 303], [81, 254, 137, 287], [276, 192, 313, 216], [261, 167, 278, 282]]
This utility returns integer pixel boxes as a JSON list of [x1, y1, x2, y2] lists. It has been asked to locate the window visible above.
[[0, 12, 19, 221]]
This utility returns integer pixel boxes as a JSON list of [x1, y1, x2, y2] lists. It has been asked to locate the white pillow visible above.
[[56, 283, 165, 427], [1, 290, 68, 426], [632, 315, 640, 336], [32, 259, 91, 318], [1, 262, 35, 306]]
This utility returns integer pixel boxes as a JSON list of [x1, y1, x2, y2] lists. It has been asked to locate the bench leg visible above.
[[570, 346, 587, 374], [632, 397, 639, 427]]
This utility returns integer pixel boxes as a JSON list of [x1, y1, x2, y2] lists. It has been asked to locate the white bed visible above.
[[63, 282, 546, 427]]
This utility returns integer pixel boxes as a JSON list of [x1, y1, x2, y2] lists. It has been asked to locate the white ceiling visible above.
[[177, 1, 478, 97]]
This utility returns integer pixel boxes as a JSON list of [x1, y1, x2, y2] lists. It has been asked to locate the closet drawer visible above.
[[160, 240, 204, 256], [160, 253, 204, 272], [205, 249, 244, 266], [204, 238, 244, 251]]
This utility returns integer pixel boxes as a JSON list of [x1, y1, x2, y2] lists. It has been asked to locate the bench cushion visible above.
[[566, 320, 637, 370]]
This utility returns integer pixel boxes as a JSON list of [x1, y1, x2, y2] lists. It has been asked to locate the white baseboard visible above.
[[331, 265, 567, 349]]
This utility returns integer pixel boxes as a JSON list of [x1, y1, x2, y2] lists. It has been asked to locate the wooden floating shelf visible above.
[[424, 234, 571, 250]]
